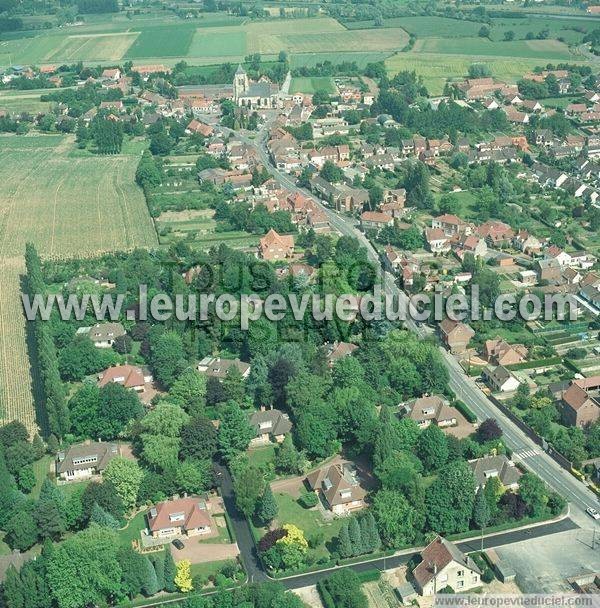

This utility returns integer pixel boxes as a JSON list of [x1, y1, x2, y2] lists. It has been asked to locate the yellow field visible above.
[[0, 135, 157, 432]]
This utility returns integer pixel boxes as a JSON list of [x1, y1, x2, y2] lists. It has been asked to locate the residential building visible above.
[[469, 455, 522, 490], [561, 377, 600, 428], [413, 536, 481, 596], [305, 463, 366, 515], [197, 356, 251, 380], [483, 337, 528, 366], [402, 395, 473, 438], [147, 496, 212, 539], [325, 341, 358, 367], [258, 229, 295, 261], [98, 364, 152, 391], [439, 319, 475, 353], [482, 365, 521, 393], [56, 441, 120, 482], [76, 322, 125, 348], [249, 408, 292, 445], [360, 211, 393, 233]]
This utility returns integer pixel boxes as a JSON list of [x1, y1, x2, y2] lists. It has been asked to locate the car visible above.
[[172, 539, 185, 550], [586, 507, 600, 520]]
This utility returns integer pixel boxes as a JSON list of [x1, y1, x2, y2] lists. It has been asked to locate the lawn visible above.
[[199, 515, 232, 544], [413, 37, 576, 61], [118, 511, 147, 548], [190, 559, 235, 581], [248, 444, 277, 470], [290, 76, 336, 94], [31, 456, 53, 498], [0, 533, 11, 556]]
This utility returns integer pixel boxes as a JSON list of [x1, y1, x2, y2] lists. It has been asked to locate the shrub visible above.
[[298, 490, 318, 508]]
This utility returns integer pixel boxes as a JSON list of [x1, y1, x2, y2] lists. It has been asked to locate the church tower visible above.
[[233, 64, 249, 103]]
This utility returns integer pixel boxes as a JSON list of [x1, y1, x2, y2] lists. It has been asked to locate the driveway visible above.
[[170, 539, 240, 564]]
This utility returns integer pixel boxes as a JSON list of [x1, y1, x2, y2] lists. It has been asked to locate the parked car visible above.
[[172, 538, 185, 549], [586, 507, 600, 520]]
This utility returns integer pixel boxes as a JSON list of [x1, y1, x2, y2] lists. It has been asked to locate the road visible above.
[[232, 119, 600, 522]]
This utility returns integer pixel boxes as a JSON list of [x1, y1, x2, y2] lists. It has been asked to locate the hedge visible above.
[[505, 357, 562, 371], [563, 358, 582, 374], [317, 582, 336, 608], [357, 569, 381, 583], [223, 511, 237, 543], [454, 400, 477, 424], [338, 549, 395, 566]]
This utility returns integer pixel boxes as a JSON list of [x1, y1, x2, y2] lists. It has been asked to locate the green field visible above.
[[188, 29, 247, 57], [290, 76, 336, 94], [289, 51, 391, 68], [125, 24, 196, 59], [0, 135, 157, 433], [413, 36, 577, 60], [345, 15, 487, 37]]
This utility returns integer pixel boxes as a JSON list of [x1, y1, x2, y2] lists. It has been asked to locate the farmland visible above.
[[0, 135, 157, 433], [125, 24, 196, 59], [290, 76, 336, 94]]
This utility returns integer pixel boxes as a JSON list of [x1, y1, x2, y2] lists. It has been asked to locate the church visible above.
[[233, 64, 281, 109]]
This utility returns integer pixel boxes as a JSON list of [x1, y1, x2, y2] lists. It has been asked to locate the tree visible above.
[[0, 420, 28, 448], [90, 502, 120, 529], [472, 486, 490, 532], [348, 517, 363, 557], [360, 512, 381, 553], [519, 472, 548, 516], [320, 160, 344, 183], [141, 555, 160, 596], [164, 550, 177, 592], [218, 402, 255, 462], [256, 484, 278, 524], [317, 570, 368, 608], [476, 418, 503, 443], [372, 489, 423, 547], [3, 565, 24, 608], [169, 369, 206, 414], [81, 480, 125, 521], [416, 424, 448, 472], [149, 331, 187, 389], [35, 491, 66, 540], [46, 526, 122, 608], [234, 465, 263, 516], [5, 509, 38, 551], [119, 546, 147, 599], [503, 30, 515, 41], [103, 457, 143, 511], [425, 461, 476, 534], [337, 523, 353, 558], [180, 415, 218, 461], [174, 560, 193, 593], [175, 459, 213, 494]]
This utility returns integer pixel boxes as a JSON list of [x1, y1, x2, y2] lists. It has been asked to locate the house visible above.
[[482, 365, 521, 393], [249, 407, 292, 445], [186, 119, 213, 137], [513, 230, 542, 255], [425, 228, 450, 254], [413, 536, 481, 596], [325, 341, 358, 367], [469, 455, 522, 490], [101, 68, 121, 81], [56, 441, 120, 482], [197, 356, 251, 380], [258, 229, 294, 261], [76, 322, 126, 348], [98, 364, 152, 391], [360, 211, 393, 233], [535, 258, 562, 282], [402, 395, 472, 438], [561, 377, 600, 428], [147, 496, 212, 539], [477, 220, 514, 247], [439, 319, 475, 353], [483, 337, 528, 366], [305, 463, 366, 515], [432, 214, 470, 236]]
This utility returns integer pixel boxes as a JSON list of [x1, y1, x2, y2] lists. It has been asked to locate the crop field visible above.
[[290, 76, 336, 94], [0, 135, 157, 433], [48, 32, 139, 62], [345, 15, 487, 37], [125, 24, 196, 58], [188, 29, 247, 58], [412, 37, 576, 60], [385, 53, 551, 94], [288, 51, 391, 68]]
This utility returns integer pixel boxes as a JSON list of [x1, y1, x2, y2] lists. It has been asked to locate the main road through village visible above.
[[212, 120, 599, 591]]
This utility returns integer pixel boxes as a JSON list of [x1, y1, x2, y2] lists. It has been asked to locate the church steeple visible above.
[[233, 64, 249, 102]]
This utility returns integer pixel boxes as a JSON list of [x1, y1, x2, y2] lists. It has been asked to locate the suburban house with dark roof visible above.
[[561, 376, 600, 427], [77, 322, 126, 348], [249, 408, 292, 446], [147, 496, 212, 539], [56, 441, 120, 482], [469, 455, 522, 490], [412, 536, 481, 595], [258, 229, 295, 261], [197, 356, 251, 381], [305, 463, 366, 515], [439, 319, 475, 353], [482, 365, 521, 393], [402, 395, 474, 438]]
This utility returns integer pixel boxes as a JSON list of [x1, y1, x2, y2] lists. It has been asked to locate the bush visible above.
[[454, 400, 477, 423], [565, 347, 587, 360], [298, 490, 318, 509]]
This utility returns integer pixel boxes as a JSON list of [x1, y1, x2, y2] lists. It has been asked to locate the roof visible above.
[[439, 319, 474, 338], [147, 496, 211, 532], [198, 357, 250, 379], [469, 455, 522, 488], [56, 441, 119, 474], [260, 229, 295, 251], [235, 64, 246, 75], [361, 211, 393, 224], [249, 408, 292, 437], [98, 364, 146, 388], [413, 536, 481, 589], [326, 341, 358, 363], [80, 322, 125, 344], [484, 365, 516, 386], [404, 396, 460, 425], [306, 463, 366, 506]]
